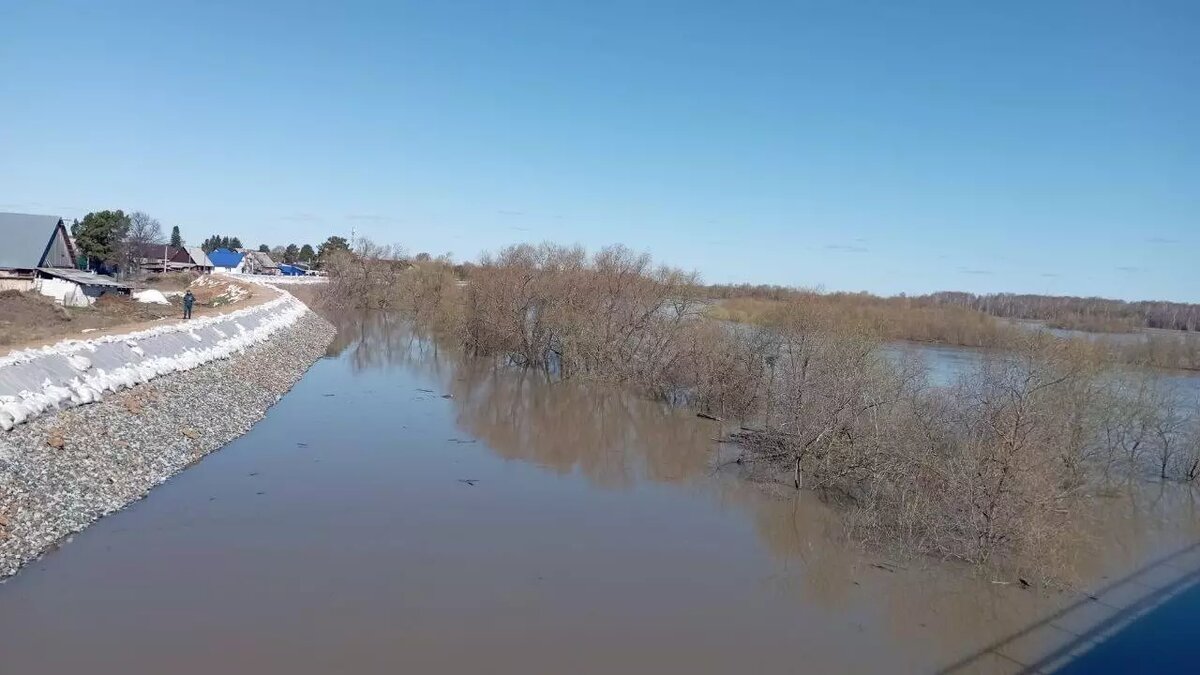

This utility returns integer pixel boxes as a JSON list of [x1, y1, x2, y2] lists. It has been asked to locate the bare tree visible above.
[[1093, 373, 1163, 480], [320, 237, 411, 310], [121, 211, 165, 276], [1150, 386, 1189, 480], [1180, 412, 1200, 482]]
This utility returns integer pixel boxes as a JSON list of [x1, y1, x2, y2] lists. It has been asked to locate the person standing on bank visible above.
[[183, 290, 195, 320]]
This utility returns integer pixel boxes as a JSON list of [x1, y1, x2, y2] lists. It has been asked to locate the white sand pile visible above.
[[132, 289, 171, 305]]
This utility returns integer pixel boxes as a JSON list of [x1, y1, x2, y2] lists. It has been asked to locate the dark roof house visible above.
[[131, 242, 179, 262], [0, 212, 77, 273], [168, 247, 215, 271], [187, 247, 215, 269], [0, 212, 133, 304]]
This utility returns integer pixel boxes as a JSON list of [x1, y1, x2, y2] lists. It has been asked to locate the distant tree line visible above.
[[201, 235, 354, 266], [923, 292, 1200, 333], [705, 284, 1200, 333], [253, 236, 350, 264], [66, 209, 361, 274], [200, 235, 243, 252]]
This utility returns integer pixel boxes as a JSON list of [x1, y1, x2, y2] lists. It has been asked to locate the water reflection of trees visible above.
[[325, 309, 716, 489], [719, 476, 1200, 668], [450, 362, 713, 490], [322, 309, 445, 374]]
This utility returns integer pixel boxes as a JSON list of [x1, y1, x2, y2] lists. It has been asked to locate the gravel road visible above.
[[0, 310, 335, 578]]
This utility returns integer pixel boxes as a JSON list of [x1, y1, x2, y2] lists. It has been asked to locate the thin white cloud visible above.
[[346, 213, 398, 223], [280, 213, 322, 223]]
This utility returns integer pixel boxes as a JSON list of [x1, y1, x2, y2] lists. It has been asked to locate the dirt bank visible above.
[[0, 276, 275, 355]]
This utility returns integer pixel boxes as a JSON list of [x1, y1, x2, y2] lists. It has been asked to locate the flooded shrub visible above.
[[731, 329, 1109, 576], [734, 299, 915, 488], [879, 335, 1101, 570], [672, 321, 771, 420], [1179, 414, 1200, 482], [459, 243, 705, 392], [326, 240, 1192, 577], [320, 240, 411, 310], [1092, 372, 1168, 480], [321, 240, 463, 335]]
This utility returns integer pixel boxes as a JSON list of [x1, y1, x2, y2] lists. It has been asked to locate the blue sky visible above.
[[2, 1, 1196, 301]]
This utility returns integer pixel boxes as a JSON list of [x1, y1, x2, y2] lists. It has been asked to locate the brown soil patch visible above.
[[0, 290, 179, 348], [141, 272, 199, 292], [0, 290, 72, 346], [0, 278, 279, 356]]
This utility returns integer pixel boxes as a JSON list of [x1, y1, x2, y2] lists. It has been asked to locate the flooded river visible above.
[[888, 340, 1200, 399], [1, 311, 1198, 673]]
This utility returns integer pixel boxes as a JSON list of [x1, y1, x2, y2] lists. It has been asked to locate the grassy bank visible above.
[[705, 296, 1014, 348], [705, 296, 1200, 371]]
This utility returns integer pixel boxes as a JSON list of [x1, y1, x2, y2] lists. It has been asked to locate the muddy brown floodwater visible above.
[[1, 311, 1198, 674]]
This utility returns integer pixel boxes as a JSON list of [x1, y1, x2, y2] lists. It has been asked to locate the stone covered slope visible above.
[[0, 310, 335, 578], [0, 292, 306, 431]]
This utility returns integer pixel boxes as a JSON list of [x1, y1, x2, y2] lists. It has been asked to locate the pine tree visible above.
[[74, 210, 131, 269]]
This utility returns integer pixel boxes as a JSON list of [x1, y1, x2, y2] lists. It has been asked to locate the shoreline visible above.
[[0, 284, 305, 431], [0, 306, 335, 579], [0, 275, 277, 357]]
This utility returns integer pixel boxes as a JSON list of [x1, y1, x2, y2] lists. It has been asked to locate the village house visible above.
[[206, 247, 245, 273], [172, 247, 215, 273], [134, 244, 215, 274], [242, 250, 280, 275], [0, 211, 131, 305], [130, 242, 180, 273]]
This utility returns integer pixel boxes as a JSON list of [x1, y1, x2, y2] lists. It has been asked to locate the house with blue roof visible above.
[[206, 248, 245, 273]]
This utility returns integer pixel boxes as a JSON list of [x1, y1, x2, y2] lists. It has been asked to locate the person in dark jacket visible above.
[[183, 290, 195, 319]]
